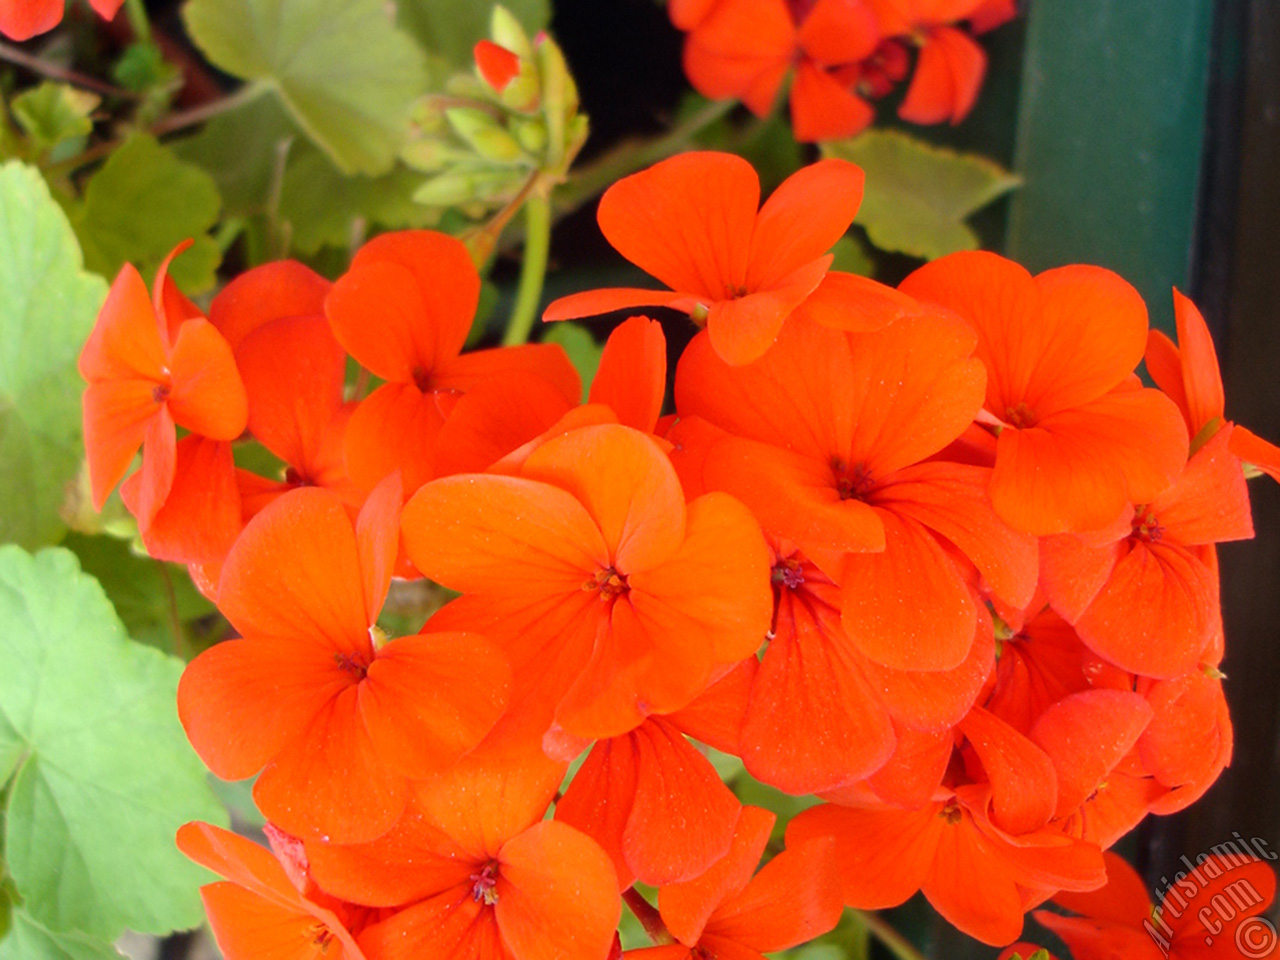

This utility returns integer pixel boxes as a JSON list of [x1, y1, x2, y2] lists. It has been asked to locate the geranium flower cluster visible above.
[[79, 150, 1280, 957], [670, 0, 1018, 141]]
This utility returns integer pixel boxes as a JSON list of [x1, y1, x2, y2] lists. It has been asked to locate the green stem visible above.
[[856, 910, 929, 960], [502, 189, 552, 346], [123, 0, 152, 43], [622, 888, 673, 946], [0, 40, 136, 98]]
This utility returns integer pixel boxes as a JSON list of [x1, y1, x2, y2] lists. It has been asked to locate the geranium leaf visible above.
[[0, 547, 227, 940], [823, 130, 1021, 261], [0, 162, 107, 550]]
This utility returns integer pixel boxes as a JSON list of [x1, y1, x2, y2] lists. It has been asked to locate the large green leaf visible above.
[[172, 93, 298, 217], [0, 909, 119, 960], [398, 0, 550, 66], [0, 162, 107, 550], [183, 0, 428, 176], [279, 145, 438, 254], [0, 546, 227, 940], [823, 130, 1021, 261], [73, 134, 222, 292]]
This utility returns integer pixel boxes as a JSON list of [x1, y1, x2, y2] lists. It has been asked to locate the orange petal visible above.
[[958, 707, 1057, 836], [1145, 327, 1191, 430], [132, 405, 177, 528], [1171, 289, 1226, 433], [789, 59, 875, 142], [1074, 540, 1215, 678], [797, 0, 880, 65], [555, 735, 641, 890], [357, 887, 496, 960], [659, 806, 776, 944], [234, 315, 346, 471], [921, 812, 1026, 946], [79, 263, 167, 382], [1139, 671, 1231, 790], [742, 582, 895, 793], [254, 685, 407, 844], [1230, 425, 1280, 482], [706, 837, 843, 952], [871, 461, 1037, 610], [899, 26, 985, 125], [865, 725, 955, 809], [590, 316, 668, 433], [542, 287, 694, 323], [624, 718, 742, 886], [1039, 531, 1123, 624], [495, 821, 622, 960], [177, 822, 301, 907], [705, 257, 829, 366], [786, 801, 942, 909], [746, 158, 864, 289], [1052, 849, 1152, 925], [436, 342, 581, 404], [403, 473, 606, 594], [217, 487, 372, 649], [522, 424, 686, 573], [198, 882, 365, 960], [841, 509, 977, 671], [360, 632, 510, 778], [82, 378, 162, 510], [177, 637, 345, 780], [990, 387, 1188, 536], [682, 0, 795, 112], [1152, 424, 1254, 545], [792, 271, 921, 333], [209, 260, 331, 351], [167, 317, 249, 440], [1030, 690, 1152, 818], [627, 490, 774, 663], [597, 151, 759, 300], [127, 435, 240, 564], [343, 383, 449, 493]]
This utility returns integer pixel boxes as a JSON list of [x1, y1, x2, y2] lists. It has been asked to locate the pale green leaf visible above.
[[279, 145, 438, 254], [823, 130, 1021, 260], [0, 162, 107, 550], [0, 547, 227, 939], [183, 0, 428, 175], [9, 83, 98, 155], [0, 909, 120, 960], [541, 323, 601, 401], [398, 0, 550, 66], [74, 134, 222, 292]]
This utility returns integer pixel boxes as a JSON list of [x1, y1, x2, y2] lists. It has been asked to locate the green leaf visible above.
[[0, 162, 108, 550], [822, 130, 1021, 261], [63, 534, 217, 655], [398, 0, 550, 67], [172, 94, 297, 217], [111, 44, 179, 94], [9, 84, 98, 155], [0, 908, 120, 960], [73, 134, 222, 292], [183, 0, 428, 176], [0, 546, 228, 939], [829, 235, 873, 277], [541, 323, 602, 401], [279, 145, 438, 255]]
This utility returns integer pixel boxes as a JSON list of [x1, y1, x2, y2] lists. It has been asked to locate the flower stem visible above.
[[502, 188, 552, 346], [856, 910, 929, 960], [0, 40, 136, 98], [622, 888, 674, 946], [124, 0, 152, 43]]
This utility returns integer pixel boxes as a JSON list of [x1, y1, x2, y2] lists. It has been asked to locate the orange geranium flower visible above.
[[1040, 424, 1253, 678], [555, 715, 743, 889], [544, 152, 917, 366], [324, 230, 579, 492], [402, 423, 773, 746], [79, 244, 247, 526], [900, 251, 1189, 535], [178, 477, 510, 844], [0, 0, 122, 40], [624, 806, 844, 960], [177, 821, 371, 960], [679, 0, 882, 141], [1025, 850, 1277, 960], [307, 755, 621, 960], [675, 313, 1035, 672], [1147, 288, 1280, 481]]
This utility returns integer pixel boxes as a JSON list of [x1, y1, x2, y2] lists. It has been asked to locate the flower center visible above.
[[1132, 507, 1165, 543], [939, 801, 963, 825], [151, 382, 171, 404], [831, 458, 874, 500], [471, 860, 500, 905], [771, 558, 805, 590], [583, 566, 629, 601], [1004, 402, 1038, 429], [332, 650, 370, 680]]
